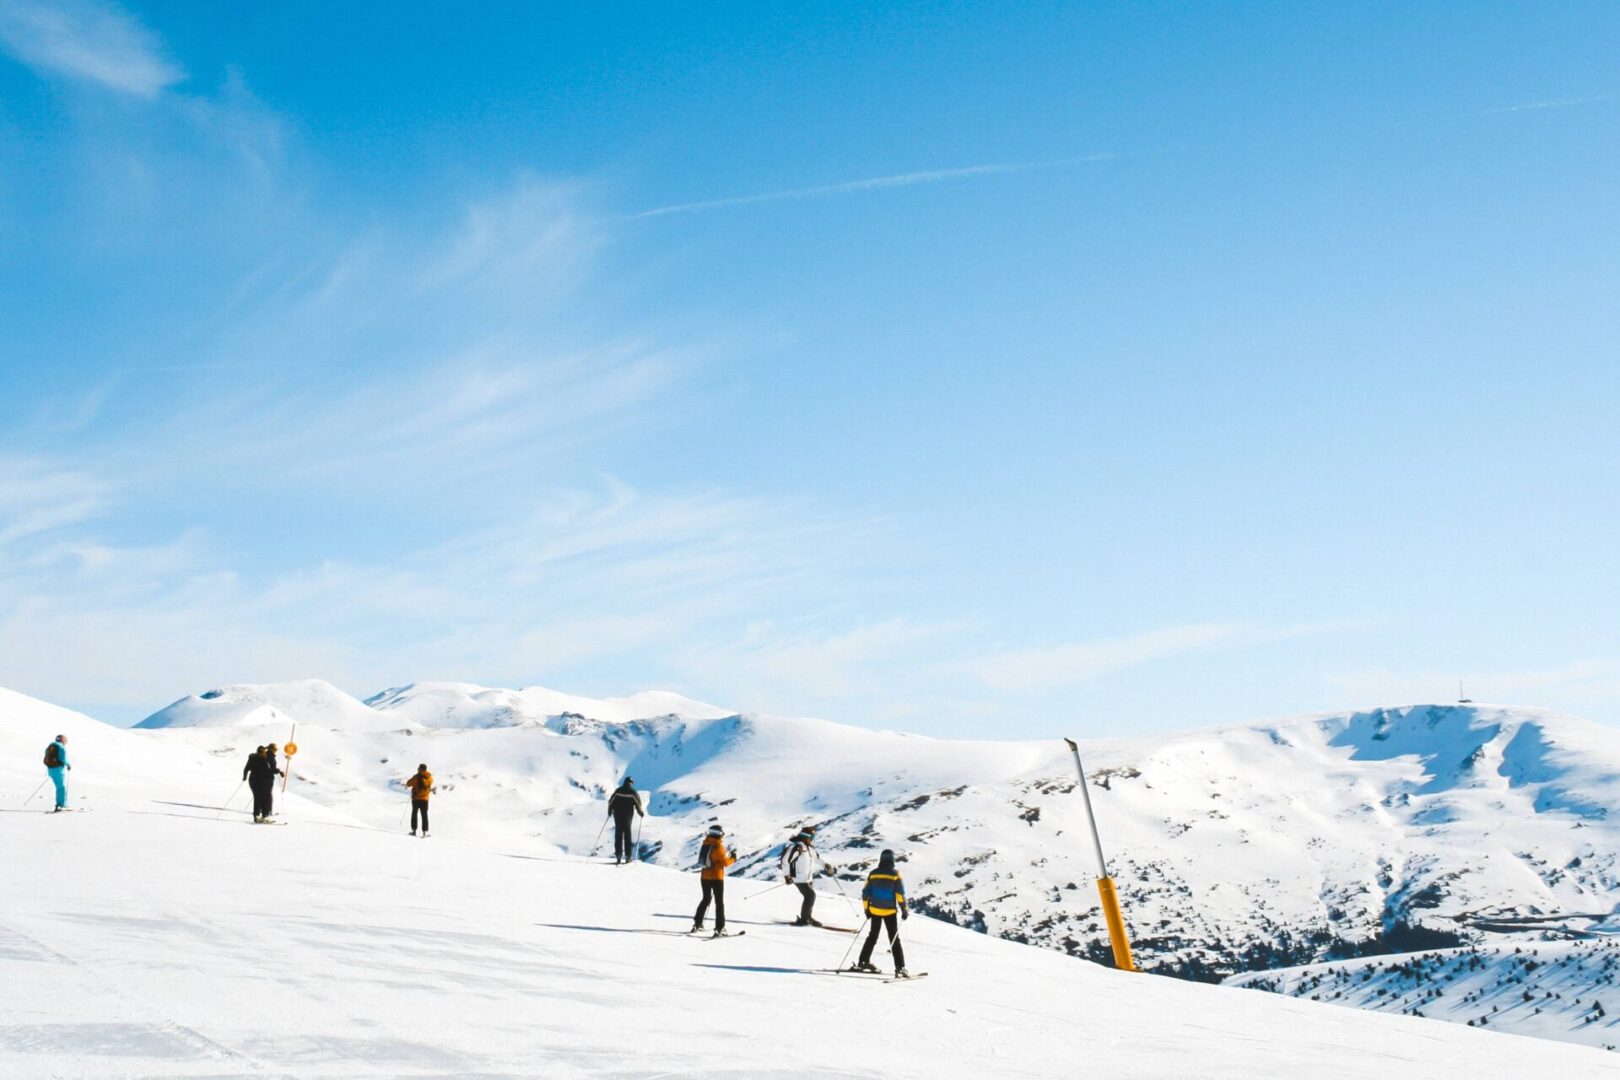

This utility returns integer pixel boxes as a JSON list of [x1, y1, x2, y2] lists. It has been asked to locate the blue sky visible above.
[[2, 1, 1618, 735]]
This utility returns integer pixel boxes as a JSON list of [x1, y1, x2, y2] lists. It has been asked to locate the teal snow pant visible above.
[[48, 766, 67, 808]]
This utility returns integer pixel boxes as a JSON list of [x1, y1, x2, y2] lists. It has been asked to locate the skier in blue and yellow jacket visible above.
[[856, 848, 910, 977]]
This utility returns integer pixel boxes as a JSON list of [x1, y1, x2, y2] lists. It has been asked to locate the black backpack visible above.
[[43, 743, 61, 768]]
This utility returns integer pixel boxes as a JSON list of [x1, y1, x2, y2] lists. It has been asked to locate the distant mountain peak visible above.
[[139, 678, 733, 731]]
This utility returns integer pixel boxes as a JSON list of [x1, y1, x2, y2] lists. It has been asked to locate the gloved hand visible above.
[[901, 908, 909, 920], [785, 876, 795, 884]]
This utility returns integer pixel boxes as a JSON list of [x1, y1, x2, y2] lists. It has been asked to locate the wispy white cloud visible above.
[[969, 621, 1347, 692], [674, 617, 969, 712], [632, 154, 1117, 219], [0, 0, 183, 97], [0, 464, 880, 714], [0, 457, 106, 545], [1478, 93, 1620, 116]]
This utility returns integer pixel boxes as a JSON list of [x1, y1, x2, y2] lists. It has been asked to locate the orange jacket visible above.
[[406, 771, 434, 800], [699, 836, 735, 881]]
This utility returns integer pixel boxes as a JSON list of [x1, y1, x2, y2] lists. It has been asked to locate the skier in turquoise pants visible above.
[[44, 734, 71, 811]]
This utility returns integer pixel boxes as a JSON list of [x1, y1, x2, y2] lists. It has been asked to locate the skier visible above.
[[243, 746, 282, 823], [778, 825, 836, 926], [261, 743, 285, 819], [43, 734, 71, 812], [607, 777, 645, 864], [855, 849, 910, 977], [406, 763, 434, 836], [691, 823, 736, 936]]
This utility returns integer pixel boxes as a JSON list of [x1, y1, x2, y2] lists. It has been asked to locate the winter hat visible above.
[[418, 763, 428, 771], [877, 849, 897, 873], [55, 734, 66, 742], [706, 824, 724, 837]]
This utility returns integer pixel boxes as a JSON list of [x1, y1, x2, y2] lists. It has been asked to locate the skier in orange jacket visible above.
[[691, 824, 736, 936], [406, 764, 434, 837]]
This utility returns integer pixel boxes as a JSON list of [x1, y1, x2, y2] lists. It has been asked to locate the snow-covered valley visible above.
[[7, 679, 1620, 1068]]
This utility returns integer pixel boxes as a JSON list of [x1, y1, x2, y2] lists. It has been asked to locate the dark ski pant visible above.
[[411, 799, 429, 833], [613, 816, 635, 862], [250, 780, 273, 819], [859, 913, 905, 970], [695, 879, 725, 931], [796, 882, 817, 922]]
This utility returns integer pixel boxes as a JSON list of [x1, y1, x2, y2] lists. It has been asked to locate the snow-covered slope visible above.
[[47, 685, 1620, 1054], [1229, 938, 1620, 1051], [2, 689, 1615, 1079]]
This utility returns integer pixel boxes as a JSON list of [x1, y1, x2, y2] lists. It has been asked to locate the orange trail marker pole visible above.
[[281, 724, 298, 794], [1064, 737, 1136, 972]]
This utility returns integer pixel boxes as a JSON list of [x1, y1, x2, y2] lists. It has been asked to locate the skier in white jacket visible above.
[[779, 826, 835, 926]]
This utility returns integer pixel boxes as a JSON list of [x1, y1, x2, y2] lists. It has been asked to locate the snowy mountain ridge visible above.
[[135, 678, 733, 731], [18, 681, 1620, 1052]]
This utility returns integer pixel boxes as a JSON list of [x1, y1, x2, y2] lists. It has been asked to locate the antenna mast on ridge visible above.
[[1457, 681, 1473, 704]]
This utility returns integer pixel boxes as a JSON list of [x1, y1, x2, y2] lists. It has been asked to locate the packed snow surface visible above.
[[4, 685, 1617, 1078]]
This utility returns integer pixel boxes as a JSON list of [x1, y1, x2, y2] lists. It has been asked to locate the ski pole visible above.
[[634, 814, 644, 862], [21, 778, 48, 809], [837, 915, 871, 972], [830, 874, 863, 918], [889, 912, 908, 961], [591, 817, 608, 858], [745, 881, 788, 901], [213, 781, 245, 820]]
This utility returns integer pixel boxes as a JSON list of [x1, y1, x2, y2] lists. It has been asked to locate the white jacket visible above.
[[779, 840, 823, 881]]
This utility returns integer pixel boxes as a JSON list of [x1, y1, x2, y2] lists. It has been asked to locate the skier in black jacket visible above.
[[244, 746, 283, 823], [607, 777, 645, 864]]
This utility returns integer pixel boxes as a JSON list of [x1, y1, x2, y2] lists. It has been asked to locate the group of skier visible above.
[[602, 776, 913, 975], [36, 745, 912, 976], [687, 816, 913, 977]]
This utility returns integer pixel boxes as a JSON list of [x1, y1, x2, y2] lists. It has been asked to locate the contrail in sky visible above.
[[1479, 92, 1620, 115], [632, 153, 1118, 220]]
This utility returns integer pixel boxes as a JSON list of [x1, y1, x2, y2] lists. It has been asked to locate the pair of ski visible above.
[[777, 921, 857, 934], [821, 967, 928, 984], [688, 928, 746, 939]]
